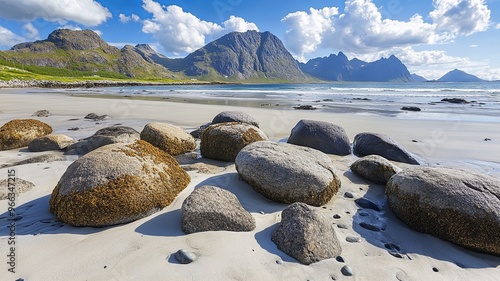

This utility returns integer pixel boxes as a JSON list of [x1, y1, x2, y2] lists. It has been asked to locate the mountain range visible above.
[[0, 29, 486, 83]]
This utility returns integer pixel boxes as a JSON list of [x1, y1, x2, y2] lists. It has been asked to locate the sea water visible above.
[[67, 81, 500, 123]]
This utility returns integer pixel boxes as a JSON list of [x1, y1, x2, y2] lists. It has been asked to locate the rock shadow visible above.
[[0, 195, 115, 236], [254, 225, 297, 263], [352, 182, 500, 269], [134, 209, 183, 237], [194, 172, 288, 214]]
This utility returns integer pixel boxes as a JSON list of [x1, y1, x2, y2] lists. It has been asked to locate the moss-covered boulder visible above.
[[28, 134, 75, 152], [350, 155, 401, 185], [235, 141, 341, 206], [200, 122, 268, 162], [0, 119, 53, 151], [50, 140, 190, 227], [386, 167, 500, 255], [140, 122, 196, 156]]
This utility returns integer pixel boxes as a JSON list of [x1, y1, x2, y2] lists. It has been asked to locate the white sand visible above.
[[0, 90, 499, 280]]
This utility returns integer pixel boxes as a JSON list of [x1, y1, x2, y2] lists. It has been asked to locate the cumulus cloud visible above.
[[282, 7, 338, 61], [282, 0, 491, 59], [141, 0, 258, 54], [430, 0, 490, 37], [0, 26, 25, 48], [0, 0, 111, 26], [119, 13, 140, 23], [23, 22, 40, 40]]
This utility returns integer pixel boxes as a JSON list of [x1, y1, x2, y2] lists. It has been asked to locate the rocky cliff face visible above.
[[5, 29, 175, 78], [300, 52, 413, 82], [178, 31, 308, 81]]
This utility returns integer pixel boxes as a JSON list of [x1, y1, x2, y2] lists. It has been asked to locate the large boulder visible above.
[[181, 185, 255, 234], [201, 122, 268, 162], [212, 111, 259, 127], [65, 126, 140, 155], [50, 140, 190, 227], [386, 167, 500, 255], [0, 119, 53, 151], [272, 202, 342, 265], [287, 119, 351, 156], [140, 122, 196, 156], [353, 132, 419, 165], [350, 155, 401, 185], [28, 134, 75, 152], [235, 141, 341, 206]]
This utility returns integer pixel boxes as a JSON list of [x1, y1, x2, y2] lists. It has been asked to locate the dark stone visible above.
[[341, 265, 353, 276], [359, 222, 383, 232], [212, 111, 259, 127], [401, 106, 421, 111], [355, 198, 382, 211], [174, 249, 197, 264], [84, 113, 108, 120], [287, 119, 352, 156], [353, 132, 419, 165], [65, 126, 140, 155], [32, 110, 51, 117], [293, 105, 317, 110], [441, 98, 469, 104]]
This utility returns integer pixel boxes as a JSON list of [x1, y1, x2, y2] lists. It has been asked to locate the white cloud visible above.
[[496, 23, 500, 29], [282, 0, 491, 58], [119, 14, 131, 23], [430, 0, 490, 37], [469, 44, 478, 47], [0, 26, 25, 48], [93, 30, 103, 36], [141, 0, 258, 54], [23, 22, 40, 40], [0, 0, 111, 26], [120, 13, 140, 23], [282, 7, 338, 62]]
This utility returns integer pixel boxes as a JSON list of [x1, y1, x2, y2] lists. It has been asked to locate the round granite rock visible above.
[[201, 122, 268, 162], [271, 202, 342, 264], [211, 111, 259, 127], [386, 167, 500, 255], [28, 134, 75, 152], [0, 119, 53, 151], [182, 185, 255, 234], [287, 119, 351, 156], [235, 141, 341, 206], [350, 155, 402, 185], [50, 140, 190, 227], [140, 122, 196, 156], [65, 126, 140, 155], [353, 132, 419, 165]]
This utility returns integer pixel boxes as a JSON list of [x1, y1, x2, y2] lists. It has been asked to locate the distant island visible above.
[[0, 29, 489, 85]]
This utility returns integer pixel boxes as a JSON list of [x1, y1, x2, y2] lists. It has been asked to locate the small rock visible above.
[[341, 265, 353, 276], [335, 256, 345, 263], [346, 236, 361, 243], [174, 249, 197, 264], [336, 223, 349, 229], [432, 267, 439, 272], [401, 106, 421, 112], [441, 98, 469, 104], [484, 138, 491, 141], [355, 198, 382, 211], [276, 259, 283, 265], [344, 192, 354, 198], [293, 105, 317, 110], [358, 211, 369, 217], [333, 214, 341, 219], [84, 113, 108, 120], [359, 222, 383, 232], [32, 110, 51, 117]]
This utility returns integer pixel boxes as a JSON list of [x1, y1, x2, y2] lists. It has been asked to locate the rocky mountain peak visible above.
[[46, 29, 111, 51]]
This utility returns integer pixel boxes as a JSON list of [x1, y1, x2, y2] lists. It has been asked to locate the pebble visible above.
[[336, 256, 345, 263], [344, 192, 354, 198], [276, 259, 283, 265], [346, 236, 361, 243], [333, 214, 341, 219], [174, 249, 197, 264], [341, 265, 353, 276], [354, 198, 382, 211], [432, 267, 439, 272], [336, 223, 349, 229], [359, 222, 382, 232], [358, 211, 369, 217]]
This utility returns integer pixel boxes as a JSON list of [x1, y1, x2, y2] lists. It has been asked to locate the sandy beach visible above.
[[1, 90, 499, 281]]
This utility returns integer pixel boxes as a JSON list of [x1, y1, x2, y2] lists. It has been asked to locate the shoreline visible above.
[[0, 79, 236, 89]]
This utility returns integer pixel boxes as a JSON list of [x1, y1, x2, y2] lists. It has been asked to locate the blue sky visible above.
[[1, 0, 500, 80]]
